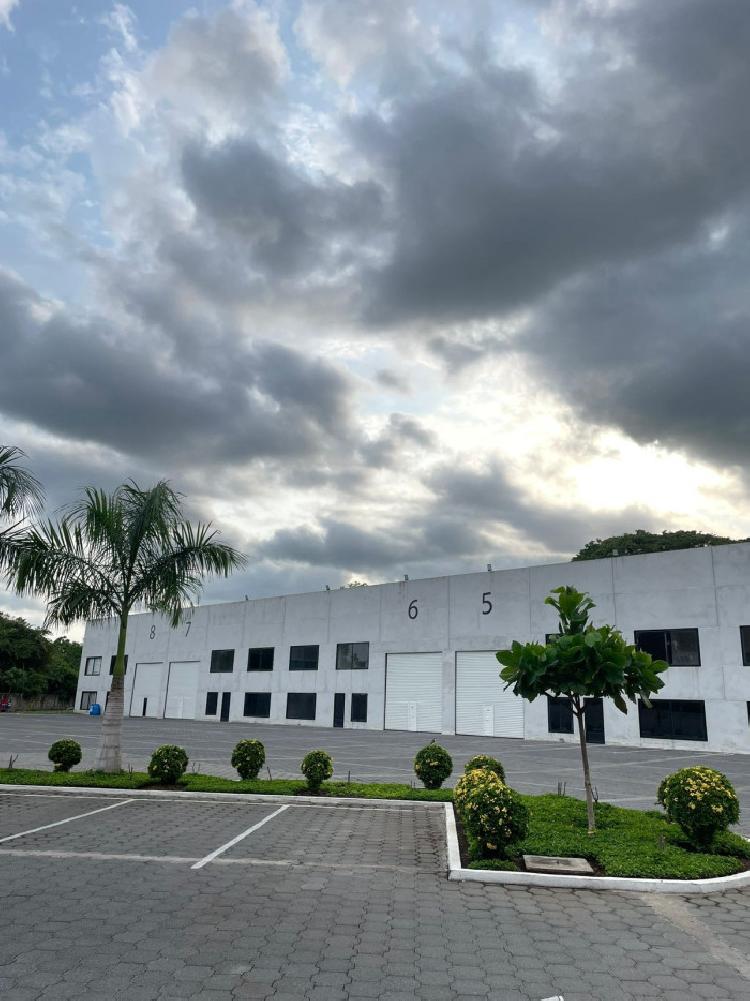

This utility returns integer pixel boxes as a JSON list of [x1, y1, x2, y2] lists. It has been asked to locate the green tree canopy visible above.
[[573, 529, 742, 561], [497, 586, 668, 832], [0, 610, 81, 700]]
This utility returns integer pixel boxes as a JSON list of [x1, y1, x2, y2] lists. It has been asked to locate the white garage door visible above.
[[128, 662, 163, 718], [455, 651, 524, 737], [164, 661, 200, 719], [385, 652, 443, 732]]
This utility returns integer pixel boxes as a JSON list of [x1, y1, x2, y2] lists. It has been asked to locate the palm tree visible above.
[[0, 445, 44, 573], [12, 480, 245, 771]]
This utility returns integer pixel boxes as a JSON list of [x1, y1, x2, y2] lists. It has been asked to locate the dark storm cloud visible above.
[[180, 137, 384, 281], [343, 0, 750, 468], [260, 512, 488, 572], [0, 268, 353, 465]]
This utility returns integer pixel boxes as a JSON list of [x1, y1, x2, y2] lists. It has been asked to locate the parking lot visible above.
[[3, 712, 750, 828], [2, 787, 750, 1000]]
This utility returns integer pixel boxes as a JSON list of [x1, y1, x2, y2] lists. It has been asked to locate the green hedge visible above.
[[467, 794, 748, 879], [0, 768, 451, 801]]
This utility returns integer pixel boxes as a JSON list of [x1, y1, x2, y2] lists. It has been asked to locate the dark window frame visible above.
[[205, 691, 218, 715], [634, 629, 701, 666], [544, 633, 560, 644], [109, 655, 129, 675], [289, 645, 319, 671], [80, 690, 97, 710], [336, 642, 370, 670], [350, 693, 368, 723], [286, 692, 317, 720], [247, 647, 274, 672], [547, 695, 574, 735], [210, 649, 235, 674], [741, 626, 750, 667], [84, 656, 101, 677], [244, 692, 272, 718], [638, 698, 708, 741]]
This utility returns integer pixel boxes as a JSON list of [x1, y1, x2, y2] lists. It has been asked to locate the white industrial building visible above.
[[76, 542, 750, 753]]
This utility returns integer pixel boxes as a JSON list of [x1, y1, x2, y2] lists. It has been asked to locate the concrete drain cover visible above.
[[523, 854, 593, 875]]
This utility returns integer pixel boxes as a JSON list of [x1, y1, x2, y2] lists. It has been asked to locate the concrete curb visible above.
[[444, 803, 750, 894], [0, 782, 446, 810]]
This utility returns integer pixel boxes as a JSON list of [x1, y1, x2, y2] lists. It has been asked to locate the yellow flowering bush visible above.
[[454, 768, 529, 858], [414, 742, 453, 789], [464, 754, 505, 783], [657, 766, 740, 848]]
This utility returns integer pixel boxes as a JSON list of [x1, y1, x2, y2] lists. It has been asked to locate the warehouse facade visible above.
[[76, 542, 750, 753]]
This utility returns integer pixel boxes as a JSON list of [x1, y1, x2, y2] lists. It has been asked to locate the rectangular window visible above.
[[289, 645, 319, 671], [336, 642, 369, 670], [205, 692, 218, 715], [547, 695, 574, 734], [634, 629, 700, 666], [286, 692, 316, 720], [638, 699, 707, 741], [244, 692, 272, 718], [247, 647, 274, 672], [80, 690, 97, 710], [350, 693, 368, 723], [741, 626, 750, 667], [545, 633, 560, 644], [84, 656, 102, 676], [109, 655, 129, 675], [210, 649, 235, 673]]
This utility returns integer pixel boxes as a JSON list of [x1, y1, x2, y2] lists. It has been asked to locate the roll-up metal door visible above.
[[128, 662, 163, 717], [385, 652, 442, 732], [455, 651, 524, 737], [164, 661, 200, 719]]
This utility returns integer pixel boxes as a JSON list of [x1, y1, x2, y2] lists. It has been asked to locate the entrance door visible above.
[[220, 692, 231, 722], [584, 698, 605, 744], [333, 693, 345, 728]]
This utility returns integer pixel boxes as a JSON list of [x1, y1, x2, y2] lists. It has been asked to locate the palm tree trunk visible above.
[[574, 696, 596, 834], [95, 617, 127, 772]]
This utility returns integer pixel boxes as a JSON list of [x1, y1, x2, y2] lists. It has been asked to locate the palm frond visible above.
[[131, 520, 246, 625], [12, 518, 121, 627], [0, 445, 44, 521]]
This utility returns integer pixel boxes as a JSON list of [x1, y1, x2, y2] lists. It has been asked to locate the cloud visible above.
[[428, 462, 654, 555], [0, 0, 19, 31], [0, 268, 355, 467], [180, 137, 385, 285]]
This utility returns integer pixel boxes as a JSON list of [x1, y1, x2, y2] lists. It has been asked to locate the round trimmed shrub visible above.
[[48, 738, 82, 773], [147, 744, 188, 785], [454, 768, 529, 858], [657, 766, 740, 848], [301, 749, 333, 791], [231, 739, 265, 780], [464, 754, 505, 783], [414, 742, 453, 789]]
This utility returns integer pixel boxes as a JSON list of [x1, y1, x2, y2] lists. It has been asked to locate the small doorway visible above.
[[220, 692, 231, 722], [584, 698, 605, 744], [333, 693, 345, 728]]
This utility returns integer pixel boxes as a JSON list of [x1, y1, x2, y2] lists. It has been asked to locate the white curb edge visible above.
[[0, 782, 446, 809], [443, 802, 750, 894]]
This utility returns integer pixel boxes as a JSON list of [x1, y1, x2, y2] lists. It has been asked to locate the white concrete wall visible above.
[[76, 543, 750, 752]]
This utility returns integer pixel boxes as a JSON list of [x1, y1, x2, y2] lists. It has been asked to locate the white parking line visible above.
[[190, 804, 289, 870], [0, 798, 133, 844]]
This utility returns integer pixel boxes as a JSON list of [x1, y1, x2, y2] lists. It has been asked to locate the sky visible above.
[[1, 0, 749, 632]]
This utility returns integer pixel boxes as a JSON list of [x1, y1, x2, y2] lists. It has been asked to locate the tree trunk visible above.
[[574, 696, 596, 834], [95, 617, 127, 772]]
